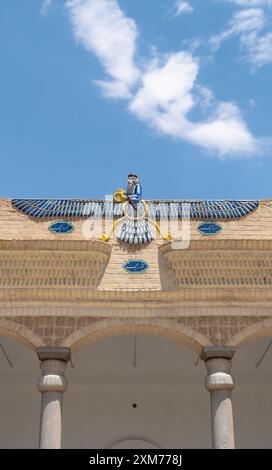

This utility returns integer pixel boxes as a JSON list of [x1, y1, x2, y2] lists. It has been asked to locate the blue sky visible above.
[[0, 0, 272, 200]]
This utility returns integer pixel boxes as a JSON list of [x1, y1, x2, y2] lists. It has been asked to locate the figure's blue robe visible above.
[[125, 182, 142, 205]]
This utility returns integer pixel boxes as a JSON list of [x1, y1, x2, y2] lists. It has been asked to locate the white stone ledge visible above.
[[0, 305, 271, 317]]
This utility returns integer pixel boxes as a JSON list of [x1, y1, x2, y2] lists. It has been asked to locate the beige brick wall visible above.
[[1, 199, 272, 351]]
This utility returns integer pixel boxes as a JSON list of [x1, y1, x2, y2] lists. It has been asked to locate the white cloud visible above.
[[196, 86, 214, 112], [186, 102, 259, 155], [130, 53, 198, 137], [175, 1, 194, 15], [211, 3, 272, 67], [210, 8, 265, 50], [228, 1, 272, 5], [241, 31, 272, 67], [40, 0, 52, 15], [66, 0, 140, 98], [65, 0, 265, 157], [231, 8, 265, 32], [130, 53, 259, 156], [94, 80, 132, 99]]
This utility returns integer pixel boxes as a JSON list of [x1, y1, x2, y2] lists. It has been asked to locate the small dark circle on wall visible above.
[[132, 403, 137, 408]]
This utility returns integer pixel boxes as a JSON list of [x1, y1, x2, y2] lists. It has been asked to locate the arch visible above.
[[0, 318, 44, 350], [231, 317, 272, 349], [107, 438, 160, 449], [63, 317, 211, 352]]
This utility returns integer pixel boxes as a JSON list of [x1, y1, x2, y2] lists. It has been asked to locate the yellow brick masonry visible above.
[[98, 240, 176, 291], [0, 198, 272, 351]]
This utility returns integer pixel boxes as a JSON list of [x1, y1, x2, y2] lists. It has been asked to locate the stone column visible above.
[[37, 347, 71, 449], [201, 346, 235, 449]]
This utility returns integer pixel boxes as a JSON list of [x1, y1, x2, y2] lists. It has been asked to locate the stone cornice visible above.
[[0, 239, 111, 254], [0, 305, 271, 317], [160, 239, 272, 252], [1, 286, 272, 306]]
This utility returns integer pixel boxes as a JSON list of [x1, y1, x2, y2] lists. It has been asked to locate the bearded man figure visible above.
[[125, 174, 143, 210]]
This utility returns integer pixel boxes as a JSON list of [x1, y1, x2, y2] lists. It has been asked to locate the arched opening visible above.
[[232, 317, 272, 350], [232, 334, 272, 448], [109, 438, 159, 449], [62, 333, 210, 449], [0, 318, 43, 350], [0, 334, 40, 449], [64, 318, 210, 353]]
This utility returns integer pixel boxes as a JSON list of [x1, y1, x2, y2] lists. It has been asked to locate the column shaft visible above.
[[37, 348, 71, 449], [202, 347, 235, 449], [40, 391, 63, 449], [210, 389, 235, 449]]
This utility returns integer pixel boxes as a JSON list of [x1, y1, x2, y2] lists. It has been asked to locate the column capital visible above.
[[204, 358, 234, 392], [201, 346, 235, 393], [201, 346, 235, 362], [37, 348, 70, 395], [36, 347, 71, 363], [38, 359, 67, 393]]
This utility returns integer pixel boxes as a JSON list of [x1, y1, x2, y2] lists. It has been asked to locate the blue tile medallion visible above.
[[49, 221, 75, 234], [123, 259, 149, 274], [198, 222, 222, 236]]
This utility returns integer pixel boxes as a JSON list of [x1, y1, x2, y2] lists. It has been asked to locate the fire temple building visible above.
[[1, 192, 272, 449]]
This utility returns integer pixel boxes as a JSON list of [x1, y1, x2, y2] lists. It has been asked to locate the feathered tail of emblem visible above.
[[117, 203, 155, 245], [117, 218, 155, 245]]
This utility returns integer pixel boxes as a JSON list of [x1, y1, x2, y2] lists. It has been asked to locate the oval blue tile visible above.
[[49, 221, 75, 234], [123, 259, 149, 273], [198, 222, 222, 235]]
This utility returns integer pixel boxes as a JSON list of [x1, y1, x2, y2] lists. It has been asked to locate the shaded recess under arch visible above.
[[231, 317, 272, 349], [62, 318, 212, 353], [0, 318, 44, 350]]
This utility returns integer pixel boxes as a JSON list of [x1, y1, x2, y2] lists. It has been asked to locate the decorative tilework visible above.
[[49, 221, 74, 234], [198, 222, 222, 235], [12, 199, 259, 221], [123, 259, 149, 273]]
